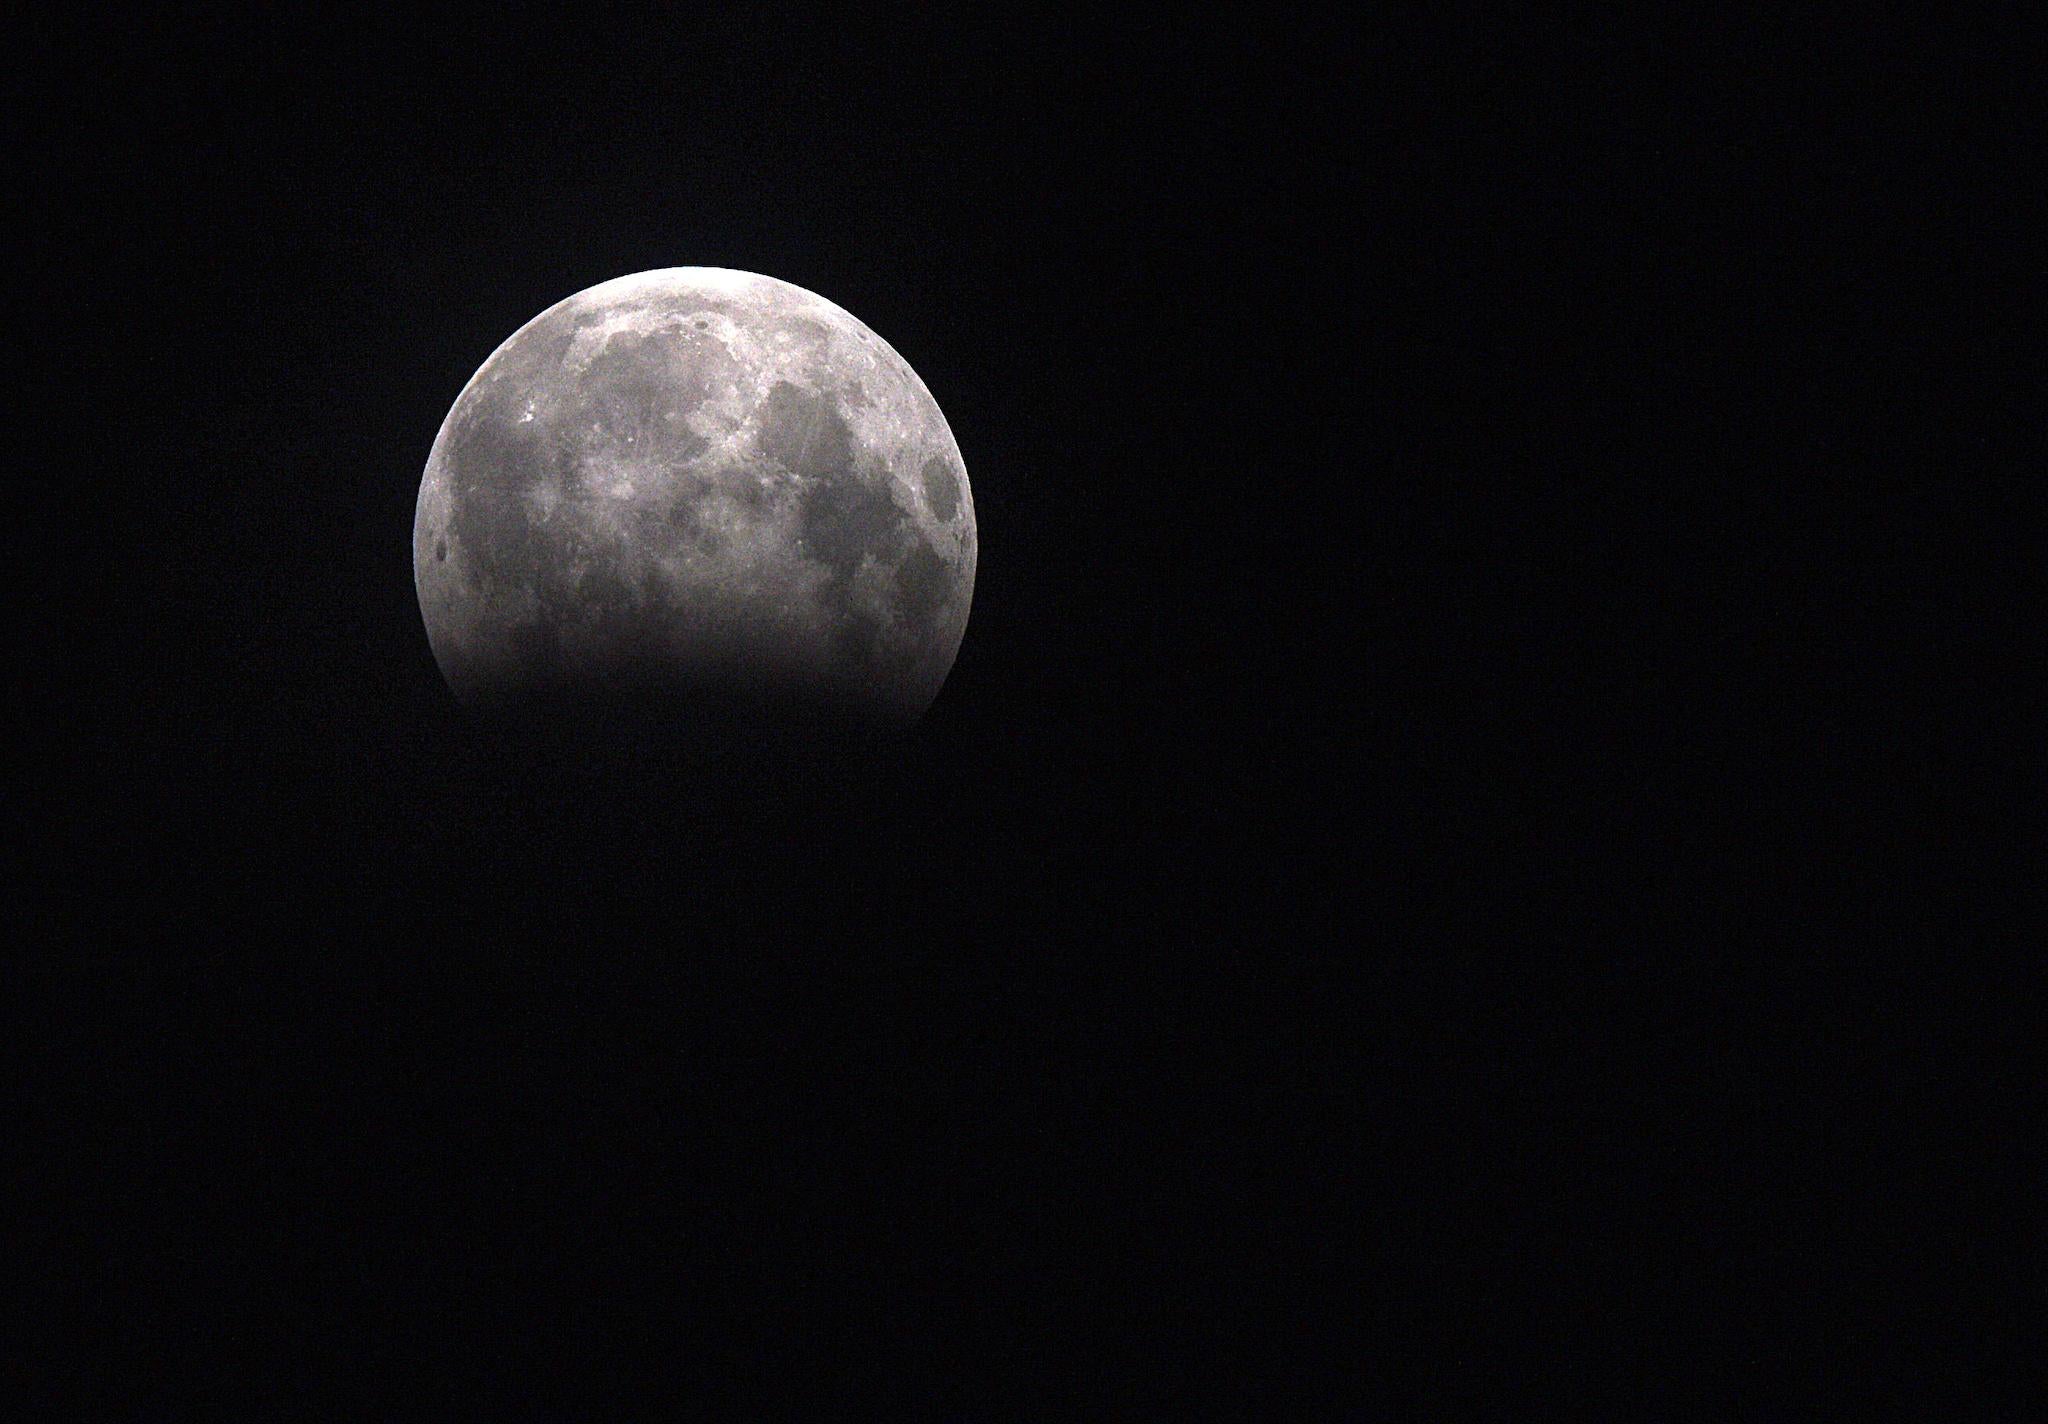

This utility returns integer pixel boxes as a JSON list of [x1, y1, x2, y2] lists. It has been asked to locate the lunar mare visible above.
[[413, 268, 976, 732]]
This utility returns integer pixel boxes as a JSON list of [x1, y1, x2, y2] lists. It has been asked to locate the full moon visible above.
[[413, 268, 976, 737]]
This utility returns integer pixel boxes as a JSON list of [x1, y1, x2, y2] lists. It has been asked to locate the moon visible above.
[[413, 268, 976, 737]]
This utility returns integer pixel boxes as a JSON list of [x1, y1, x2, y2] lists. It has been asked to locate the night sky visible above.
[[16, 10, 2021, 1411]]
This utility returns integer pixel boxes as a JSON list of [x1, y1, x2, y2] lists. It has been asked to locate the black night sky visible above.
[[16, 10, 2023, 1412]]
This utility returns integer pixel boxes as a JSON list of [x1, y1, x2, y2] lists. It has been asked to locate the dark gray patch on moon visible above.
[[443, 412, 554, 589], [755, 380, 855, 479], [832, 606, 884, 670], [800, 476, 907, 577], [582, 333, 684, 429], [920, 456, 961, 522], [895, 542, 951, 628]]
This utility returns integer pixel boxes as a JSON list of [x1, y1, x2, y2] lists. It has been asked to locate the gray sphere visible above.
[[413, 268, 976, 734]]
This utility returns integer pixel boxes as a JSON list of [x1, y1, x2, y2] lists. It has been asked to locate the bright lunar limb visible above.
[[413, 268, 976, 736]]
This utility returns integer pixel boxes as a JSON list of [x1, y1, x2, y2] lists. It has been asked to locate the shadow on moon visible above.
[[457, 674, 918, 825]]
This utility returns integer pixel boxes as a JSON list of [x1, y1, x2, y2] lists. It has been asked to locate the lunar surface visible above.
[[413, 268, 976, 736]]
